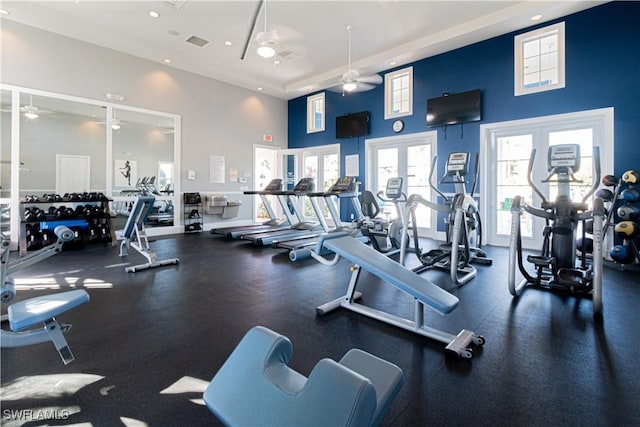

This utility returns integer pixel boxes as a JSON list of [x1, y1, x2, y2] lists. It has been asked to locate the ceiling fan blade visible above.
[[351, 82, 377, 92], [327, 85, 346, 93], [239, 0, 264, 60], [358, 74, 383, 85]]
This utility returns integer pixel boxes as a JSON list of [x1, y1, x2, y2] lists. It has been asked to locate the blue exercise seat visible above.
[[203, 326, 403, 427]]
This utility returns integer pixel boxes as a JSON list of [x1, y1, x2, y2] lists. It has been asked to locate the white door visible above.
[[481, 108, 614, 249], [366, 131, 437, 239], [56, 154, 90, 194]]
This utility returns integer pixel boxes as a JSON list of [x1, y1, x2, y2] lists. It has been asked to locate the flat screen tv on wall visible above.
[[426, 89, 481, 127], [336, 111, 369, 139]]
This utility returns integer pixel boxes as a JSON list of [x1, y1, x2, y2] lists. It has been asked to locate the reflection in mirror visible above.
[[112, 108, 175, 227], [1, 89, 12, 235], [1, 89, 12, 200], [18, 93, 107, 197]]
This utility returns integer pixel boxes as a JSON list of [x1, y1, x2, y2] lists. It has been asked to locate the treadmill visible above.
[[241, 177, 324, 246], [274, 176, 363, 253], [211, 178, 292, 239]]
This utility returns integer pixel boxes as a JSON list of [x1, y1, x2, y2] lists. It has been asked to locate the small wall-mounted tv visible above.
[[336, 111, 369, 139], [426, 89, 481, 127]]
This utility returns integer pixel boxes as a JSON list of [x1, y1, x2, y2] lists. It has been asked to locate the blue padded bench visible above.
[[316, 235, 485, 359], [8, 289, 90, 331], [323, 235, 459, 314], [204, 326, 403, 427]]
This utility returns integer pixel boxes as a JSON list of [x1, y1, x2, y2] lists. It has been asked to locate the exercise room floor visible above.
[[1, 233, 639, 426]]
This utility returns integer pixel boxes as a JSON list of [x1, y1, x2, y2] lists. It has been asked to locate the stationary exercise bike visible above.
[[400, 152, 492, 286], [1, 227, 90, 364], [359, 177, 409, 255], [507, 144, 605, 316]]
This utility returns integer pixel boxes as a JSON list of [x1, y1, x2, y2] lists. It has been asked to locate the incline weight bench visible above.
[[117, 196, 179, 273], [311, 234, 485, 358], [1, 226, 90, 364], [204, 326, 403, 427]]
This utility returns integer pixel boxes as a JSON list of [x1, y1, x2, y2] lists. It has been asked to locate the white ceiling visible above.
[[1, 0, 605, 100]]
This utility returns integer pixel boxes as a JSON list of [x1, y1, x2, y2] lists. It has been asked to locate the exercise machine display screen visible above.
[[446, 152, 469, 176], [330, 177, 357, 193], [548, 144, 580, 171], [385, 177, 404, 199]]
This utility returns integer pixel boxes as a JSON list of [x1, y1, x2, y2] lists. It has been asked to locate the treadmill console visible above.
[[329, 176, 357, 193], [548, 144, 580, 172], [445, 152, 470, 177], [385, 177, 404, 199], [264, 179, 283, 191], [292, 177, 315, 193]]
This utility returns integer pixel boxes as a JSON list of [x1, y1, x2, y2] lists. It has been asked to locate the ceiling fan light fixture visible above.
[[256, 31, 277, 58], [24, 111, 39, 120], [343, 82, 357, 92], [257, 44, 276, 58]]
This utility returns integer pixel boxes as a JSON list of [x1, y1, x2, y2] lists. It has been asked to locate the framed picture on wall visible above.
[[115, 159, 137, 187]]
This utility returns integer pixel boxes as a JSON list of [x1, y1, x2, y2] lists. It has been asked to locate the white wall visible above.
[[1, 20, 287, 211]]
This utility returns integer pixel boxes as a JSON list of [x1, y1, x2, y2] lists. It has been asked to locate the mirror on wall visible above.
[[112, 108, 175, 227], [1, 89, 12, 235], [18, 93, 107, 197]]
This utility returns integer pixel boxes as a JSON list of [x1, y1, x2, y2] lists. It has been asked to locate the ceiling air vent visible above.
[[186, 35, 210, 48]]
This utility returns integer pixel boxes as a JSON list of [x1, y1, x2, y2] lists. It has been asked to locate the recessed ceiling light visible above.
[[0, 9, 10, 15], [224, 40, 233, 46], [389, 61, 397, 66], [257, 87, 263, 91], [149, 10, 160, 18], [163, 58, 172, 64], [273, 60, 281, 65], [531, 14, 543, 21]]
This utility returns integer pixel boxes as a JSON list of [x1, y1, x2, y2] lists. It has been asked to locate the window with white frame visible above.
[[306, 92, 325, 133], [384, 67, 413, 119], [514, 22, 565, 96]]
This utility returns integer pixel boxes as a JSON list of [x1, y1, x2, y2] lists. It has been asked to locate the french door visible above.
[[365, 131, 437, 238], [481, 108, 614, 249], [277, 145, 340, 223]]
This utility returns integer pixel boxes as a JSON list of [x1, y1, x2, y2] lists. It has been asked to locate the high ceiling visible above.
[[1, 1, 605, 100]]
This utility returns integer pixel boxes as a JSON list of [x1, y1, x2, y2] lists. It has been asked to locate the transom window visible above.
[[384, 67, 413, 119], [514, 22, 565, 96], [306, 92, 325, 133]]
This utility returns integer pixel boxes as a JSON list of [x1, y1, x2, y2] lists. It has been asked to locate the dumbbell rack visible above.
[[20, 194, 116, 256], [183, 192, 203, 233]]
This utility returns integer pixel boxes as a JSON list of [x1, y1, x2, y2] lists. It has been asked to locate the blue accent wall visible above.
[[288, 2, 640, 221]]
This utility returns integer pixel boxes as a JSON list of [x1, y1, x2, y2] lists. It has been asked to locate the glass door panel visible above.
[[255, 146, 279, 221], [407, 144, 431, 230], [496, 134, 533, 238]]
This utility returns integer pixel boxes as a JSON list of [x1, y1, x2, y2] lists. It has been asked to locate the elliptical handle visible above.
[[429, 156, 448, 201], [527, 148, 547, 205], [582, 145, 601, 204], [470, 152, 480, 198]]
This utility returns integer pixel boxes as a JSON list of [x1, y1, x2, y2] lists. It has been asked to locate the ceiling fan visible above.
[[239, 0, 306, 62], [328, 25, 383, 94], [0, 95, 54, 119]]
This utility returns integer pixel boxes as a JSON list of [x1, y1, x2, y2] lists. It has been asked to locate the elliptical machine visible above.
[[507, 144, 605, 317], [400, 152, 492, 285], [359, 177, 408, 255]]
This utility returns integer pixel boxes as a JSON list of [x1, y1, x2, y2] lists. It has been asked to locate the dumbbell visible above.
[[614, 221, 640, 240], [622, 170, 640, 185], [602, 174, 619, 187], [595, 188, 614, 202], [621, 188, 640, 203], [617, 204, 640, 221], [610, 244, 636, 264]]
